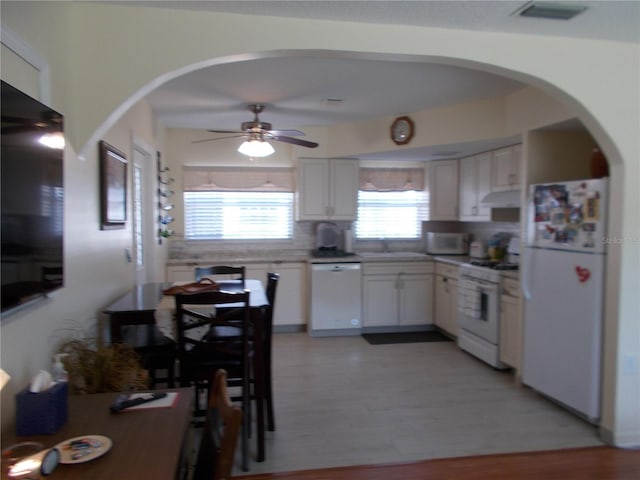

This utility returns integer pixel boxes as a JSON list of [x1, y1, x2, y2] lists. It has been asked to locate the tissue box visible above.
[[16, 381, 68, 436]]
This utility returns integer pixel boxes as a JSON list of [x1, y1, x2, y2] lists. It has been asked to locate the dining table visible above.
[[103, 280, 269, 462], [1, 388, 194, 480]]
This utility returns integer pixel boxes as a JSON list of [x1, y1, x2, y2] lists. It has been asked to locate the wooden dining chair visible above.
[[174, 289, 252, 471], [195, 265, 245, 286], [263, 272, 279, 432], [206, 272, 279, 432], [121, 324, 177, 388], [193, 369, 242, 480]]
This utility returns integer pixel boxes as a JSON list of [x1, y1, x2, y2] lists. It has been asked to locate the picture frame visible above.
[[99, 140, 128, 230]]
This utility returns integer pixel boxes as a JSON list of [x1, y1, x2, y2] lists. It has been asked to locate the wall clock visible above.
[[390, 116, 415, 145]]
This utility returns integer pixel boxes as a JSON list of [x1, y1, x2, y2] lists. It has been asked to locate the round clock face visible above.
[[391, 116, 414, 145]]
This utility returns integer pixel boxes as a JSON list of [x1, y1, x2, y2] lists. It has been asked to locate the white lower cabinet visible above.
[[269, 262, 306, 327], [167, 261, 306, 326], [362, 262, 433, 328], [499, 277, 522, 370], [434, 262, 459, 337]]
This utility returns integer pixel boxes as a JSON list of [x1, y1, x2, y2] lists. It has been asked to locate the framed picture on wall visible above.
[[99, 140, 128, 230]]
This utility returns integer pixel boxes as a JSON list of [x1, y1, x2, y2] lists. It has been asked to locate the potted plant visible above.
[[56, 338, 149, 394]]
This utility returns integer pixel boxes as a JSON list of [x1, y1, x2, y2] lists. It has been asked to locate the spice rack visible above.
[[157, 152, 175, 244]]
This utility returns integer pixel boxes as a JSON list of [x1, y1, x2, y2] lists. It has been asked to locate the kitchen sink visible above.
[[357, 252, 428, 258]]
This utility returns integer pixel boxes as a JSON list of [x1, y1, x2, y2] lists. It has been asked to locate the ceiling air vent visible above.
[[514, 2, 587, 20]]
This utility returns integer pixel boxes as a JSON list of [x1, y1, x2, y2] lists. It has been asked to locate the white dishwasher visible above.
[[309, 262, 362, 337]]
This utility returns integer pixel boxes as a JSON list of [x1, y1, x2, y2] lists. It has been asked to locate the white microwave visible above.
[[425, 232, 468, 255]]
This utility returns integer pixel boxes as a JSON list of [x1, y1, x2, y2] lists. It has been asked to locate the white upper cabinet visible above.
[[296, 158, 359, 221], [459, 152, 492, 221], [428, 159, 459, 221], [491, 144, 521, 192]]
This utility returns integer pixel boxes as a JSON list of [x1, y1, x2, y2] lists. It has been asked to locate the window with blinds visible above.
[[355, 190, 428, 239], [355, 166, 428, 239], [183, 167, 294, 240]]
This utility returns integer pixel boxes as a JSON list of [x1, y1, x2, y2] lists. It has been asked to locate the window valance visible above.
[[183, 167, 294, 192], [359, 167, 425, 192]]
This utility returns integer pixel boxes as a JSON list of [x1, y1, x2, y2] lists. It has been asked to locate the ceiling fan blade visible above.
[[271, 136, 318, 148], [192, 134, 246, 144], [207, 129, 246, 134], [266, 129, 305, 137]]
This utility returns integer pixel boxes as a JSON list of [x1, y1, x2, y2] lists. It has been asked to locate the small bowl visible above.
[[2, 442, 44, 467]]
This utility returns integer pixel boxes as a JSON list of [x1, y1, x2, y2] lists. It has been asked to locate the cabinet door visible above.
[[492, 146, 520, 192], [296, 159, 330, 220], [458, 156, 477, 220], [447, 278, 459, 336], [434, 275, 459, 336], [429, 160, 459, 220], [399, 274, 433, 326], [269, 262, 306, 326], [475, 152, 492, 219], [460, 153, 492, 221], [511, 144, 521, 187], [330, 159, 359, 220], [434, 275, 449, 330], [362, 275, 398, 327]]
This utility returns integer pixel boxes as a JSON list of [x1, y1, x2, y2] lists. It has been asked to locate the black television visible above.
[[1, 80, 65, 314]]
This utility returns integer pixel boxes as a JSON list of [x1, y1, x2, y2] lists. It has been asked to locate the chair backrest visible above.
[[174, 289, 251, 361], [194, 265, 245, 285], [263, 272, 280, 355], [265, 272, 280, 324], [194, 369, 242, 480]]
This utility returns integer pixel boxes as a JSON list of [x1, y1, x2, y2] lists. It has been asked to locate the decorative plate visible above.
[[54, 435, 112, 464]]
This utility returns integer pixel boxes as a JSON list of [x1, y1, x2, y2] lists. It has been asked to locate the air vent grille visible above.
[[514, 2, 587, 20]]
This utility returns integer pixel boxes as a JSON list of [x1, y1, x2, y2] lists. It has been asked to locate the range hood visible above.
[[480, 190, 521, 208]]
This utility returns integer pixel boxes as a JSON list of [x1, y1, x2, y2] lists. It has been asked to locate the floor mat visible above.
[[362, 331, 453, 345]]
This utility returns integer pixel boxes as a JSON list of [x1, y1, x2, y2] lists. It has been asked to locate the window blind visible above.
[[183, 167, 294, 240], [355, 190, 428, 239]]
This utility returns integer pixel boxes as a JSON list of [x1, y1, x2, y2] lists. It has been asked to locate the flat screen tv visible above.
[[1, 80, 64, 315]]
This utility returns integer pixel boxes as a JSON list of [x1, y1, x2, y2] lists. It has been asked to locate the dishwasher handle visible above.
[[311, 262, 361, 273]]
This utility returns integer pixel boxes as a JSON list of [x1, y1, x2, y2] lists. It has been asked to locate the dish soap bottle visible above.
[[52, 353, 69, 383]]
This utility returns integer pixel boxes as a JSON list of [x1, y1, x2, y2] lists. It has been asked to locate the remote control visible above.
[[110, 392, 168, 412]]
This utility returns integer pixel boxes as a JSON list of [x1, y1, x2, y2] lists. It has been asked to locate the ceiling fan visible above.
[[194, 104, 319, 154]]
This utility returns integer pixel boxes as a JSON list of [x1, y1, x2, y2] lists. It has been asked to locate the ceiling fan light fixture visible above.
[[237, 138, 275, 157]]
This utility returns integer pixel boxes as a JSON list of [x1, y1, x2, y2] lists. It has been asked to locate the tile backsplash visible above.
[[170, 218, 520, 260]]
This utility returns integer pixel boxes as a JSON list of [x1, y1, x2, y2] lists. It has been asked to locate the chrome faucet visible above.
[[381, 238, 390, 253]]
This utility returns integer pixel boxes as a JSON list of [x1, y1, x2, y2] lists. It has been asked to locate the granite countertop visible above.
[[168, 251, 436, 265], [430, 255, 471, 266]]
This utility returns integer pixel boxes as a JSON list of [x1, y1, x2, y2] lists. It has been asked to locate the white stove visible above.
[[457, 263, 510, 369]]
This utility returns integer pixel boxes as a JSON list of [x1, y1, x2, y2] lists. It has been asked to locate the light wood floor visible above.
[[233, 332, 605, 476], [238, 446, 640, 480]]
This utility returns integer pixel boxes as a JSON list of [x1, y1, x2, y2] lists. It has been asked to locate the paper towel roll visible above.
[[343, 229, 353, 253]]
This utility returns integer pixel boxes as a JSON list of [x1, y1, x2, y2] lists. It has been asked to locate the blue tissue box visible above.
[[16, 381, 68, 436]]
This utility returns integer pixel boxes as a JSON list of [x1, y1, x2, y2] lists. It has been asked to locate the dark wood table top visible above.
[[104, 280, 268, 315], [2, 388, 194, 480]]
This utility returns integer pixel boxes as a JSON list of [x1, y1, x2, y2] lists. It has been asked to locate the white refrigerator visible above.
[[522, 178, 607, 422]]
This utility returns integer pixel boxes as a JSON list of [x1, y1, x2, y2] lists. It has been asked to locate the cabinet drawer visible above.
[[502, 278, 521, 298], [435, 262, 459, 278], [363, 262, 433, 276]]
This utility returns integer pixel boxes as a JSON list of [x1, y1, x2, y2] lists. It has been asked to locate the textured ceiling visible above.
[[123, 1, 638, 159]]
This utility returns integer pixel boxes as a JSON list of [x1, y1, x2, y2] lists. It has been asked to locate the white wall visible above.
[[0, 90, 167, 434], [1, 1, 638, 446]]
